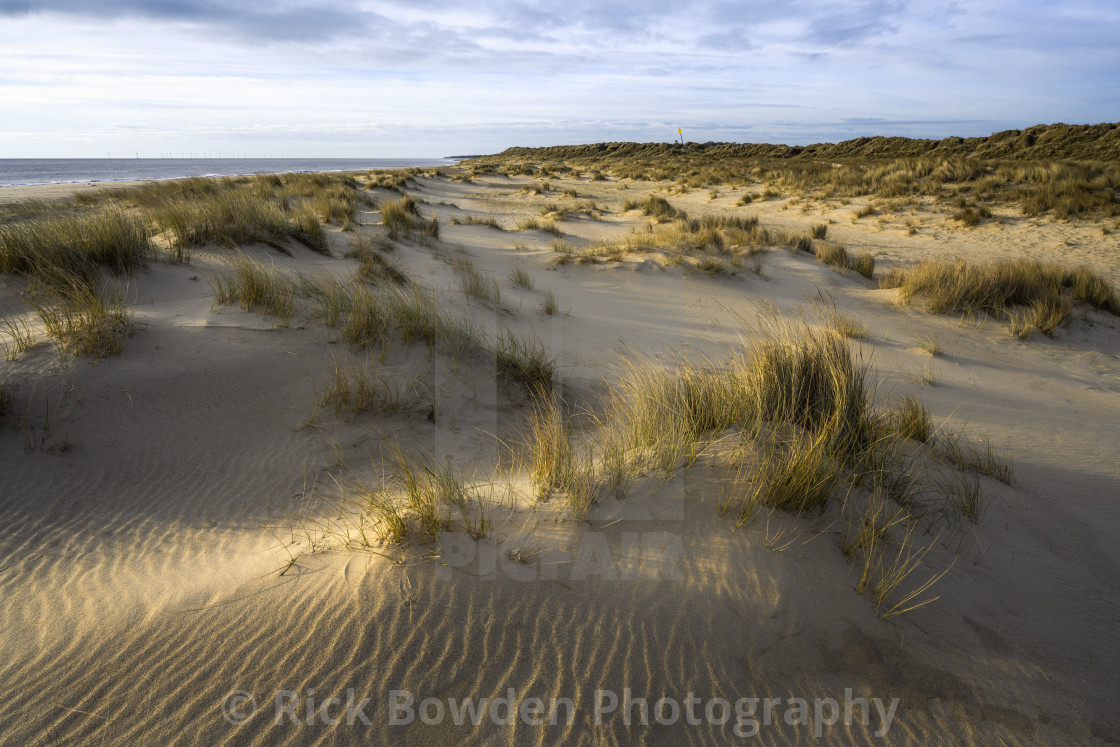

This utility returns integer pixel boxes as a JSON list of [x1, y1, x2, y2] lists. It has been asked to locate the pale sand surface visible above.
[[1, 172, 1119, 744], [0, 181, 149, 205]]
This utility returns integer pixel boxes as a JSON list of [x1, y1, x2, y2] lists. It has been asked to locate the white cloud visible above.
[[0, 1, 1117, 155]]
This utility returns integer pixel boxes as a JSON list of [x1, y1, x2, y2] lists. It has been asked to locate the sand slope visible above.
[[1, 174, 1119, 745]]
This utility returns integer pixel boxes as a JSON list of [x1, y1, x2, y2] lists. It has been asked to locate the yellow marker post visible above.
[[677, 127, 683, 145]]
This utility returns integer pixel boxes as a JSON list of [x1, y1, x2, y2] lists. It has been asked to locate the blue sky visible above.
[[1, 1, 1117, 157]]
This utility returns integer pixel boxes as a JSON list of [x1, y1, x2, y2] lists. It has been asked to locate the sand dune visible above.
[[1, 171, 1119, 745]]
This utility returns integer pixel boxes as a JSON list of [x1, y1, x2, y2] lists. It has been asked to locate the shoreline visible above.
[[0, 180, 149, 205], [0, 169, 432, 206], [0, 159, 460, 204]]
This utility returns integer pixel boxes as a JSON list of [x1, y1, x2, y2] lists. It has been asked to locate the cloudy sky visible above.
[[1, 1, 1117, 157]]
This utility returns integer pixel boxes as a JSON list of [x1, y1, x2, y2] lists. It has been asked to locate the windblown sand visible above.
[[1, 171, 1119, 745]]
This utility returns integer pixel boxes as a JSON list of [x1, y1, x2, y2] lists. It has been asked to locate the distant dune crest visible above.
[[492, 122, 1120, 161]]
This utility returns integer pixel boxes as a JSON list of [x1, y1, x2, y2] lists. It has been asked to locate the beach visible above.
[[1, 165, 1119, 745]]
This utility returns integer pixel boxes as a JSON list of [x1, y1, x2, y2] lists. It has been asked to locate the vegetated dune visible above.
[[1, 163, 1119, 745], [487, 121, 1120, 161]]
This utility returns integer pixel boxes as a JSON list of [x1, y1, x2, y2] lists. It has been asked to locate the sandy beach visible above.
[[0, 180, 152, 206], [2, 166, 1119, 746]]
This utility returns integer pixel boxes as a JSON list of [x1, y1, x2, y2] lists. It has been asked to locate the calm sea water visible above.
[[0, 158, 459, 188]]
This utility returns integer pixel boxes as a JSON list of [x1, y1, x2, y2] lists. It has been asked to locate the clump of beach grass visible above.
[[151, 190, 328, 253], [1011, 296, 1071, 337], [0, 209, 150, 358], [621, 195, 685, 222], [99, 172, 368, 254], [340, 283, 394, 347], [738, 426, 844, 515], [509, 265, 534, 289], [688, 255, 736, 276], [528, 392, 574, 496], [379, 196, 417, 237], [365, 170, 411, 193], [308, 447, 493, 546], [380, 196, 439, 241], [513, 312, 1008, 614], [542, 289, 558, 315], [0, 209, 152, 284], [541, 200, 601, 221], [823, 303, 870, 338], [25, 272, 135, 358], [299, 272, 355, 328], [524, 392, 600, 518], [359, 250, 410, 286], [880, 258, 1119, 335], [450, 253, 502, 305], [951, 205, 992, 227], [288, 205, 330, 254], [494, 330, 555, 393], [3, 317, 35, 359], [813, 242, 876, 279], [345, 233, 411, 286], [864, 519, 952, 618], [888, 395, 932, 443], [516, 217, 563, 236], [931, 430, 1014, 485], [549, 238, 578, 264], [318, 353, 433, 417], [561, 213, 775, 268], [388, 447, 477, 538], [913, 335, 943, 356], [597, 319, 877, 485], [450, 214, 503, 229], [298, 275, 555, 393], [520, 181, 550, 195], [210, 253, 298, 325], [309, 183, 376, 229]]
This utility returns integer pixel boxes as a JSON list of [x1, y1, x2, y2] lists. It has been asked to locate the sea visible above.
[[0, 158, 461, 189]]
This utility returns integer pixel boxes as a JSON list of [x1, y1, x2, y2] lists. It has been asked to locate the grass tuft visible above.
[[25, 273, 135, 357], [509, 264, 534, 289], [815, 243, 875, 278], [913, 335, 942, 356], [210, 253, 297, 325], [888, 395, 932, 443], [3, 317, 34, 359], [0, 209, 152, 283], [516, 217, 563, 236], [450, 253, 502, 305], [494, 330, 555, 391], [318, 353, 433, 417], [638, 195, 685, 222], [825, 307, 870, 339], [885, 258, 1118, 334], [380, 196, 419, 239]]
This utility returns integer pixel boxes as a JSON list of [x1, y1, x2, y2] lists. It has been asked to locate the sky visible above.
[[0, 1, 1117, 158]]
